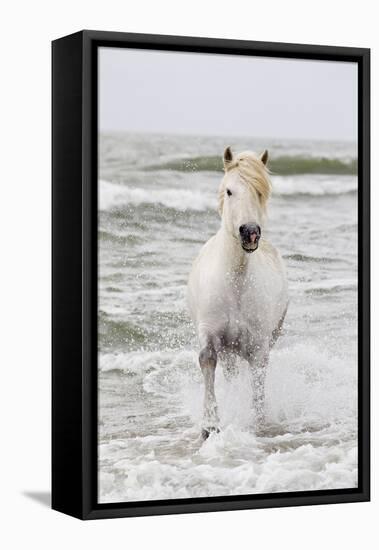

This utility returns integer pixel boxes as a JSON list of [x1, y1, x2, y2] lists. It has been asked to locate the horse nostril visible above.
[[239, 225, 245, 234], [256, 224, 261, 235]]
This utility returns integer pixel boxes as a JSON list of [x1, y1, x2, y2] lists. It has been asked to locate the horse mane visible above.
[[218, 151, 272, 216]]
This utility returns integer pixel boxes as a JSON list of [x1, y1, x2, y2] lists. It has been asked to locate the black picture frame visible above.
[[52, 30, 370, 520]]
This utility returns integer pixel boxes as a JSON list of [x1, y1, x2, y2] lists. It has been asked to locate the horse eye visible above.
[[226, 189, 232, 196]]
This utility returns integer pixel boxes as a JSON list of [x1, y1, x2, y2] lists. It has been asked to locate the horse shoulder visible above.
[[191, 235, 217, 269], [256, 239, 287, 284], [188, 234, 229, 331]]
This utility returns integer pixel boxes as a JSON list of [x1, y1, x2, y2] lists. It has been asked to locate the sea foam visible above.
[[99, 175, 357, 212]]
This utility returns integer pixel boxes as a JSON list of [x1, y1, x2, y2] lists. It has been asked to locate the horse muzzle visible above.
[[239, 223, 261, 253]]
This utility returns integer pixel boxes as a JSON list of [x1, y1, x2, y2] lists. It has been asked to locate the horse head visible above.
[[219, 146, 271, 253]]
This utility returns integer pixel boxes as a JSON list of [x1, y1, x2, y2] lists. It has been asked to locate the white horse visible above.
[[187, 147, 288, 439]]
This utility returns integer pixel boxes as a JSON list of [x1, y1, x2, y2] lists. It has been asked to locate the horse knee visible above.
[[199, 346, 217, 368]]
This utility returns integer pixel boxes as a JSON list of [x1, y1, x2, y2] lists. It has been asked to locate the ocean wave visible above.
[[99, 342, 357, 427], [99, 436, 357, 503], [99, 180, 215, 212], [98, 342, 357, 503], [274, 175, 357, 196], [98, 230, 142, 245], [99, 311, 147, 350], [99, 176, 357, 212], [99, 350, 178, 375], [99, 309, 194, 351], [145, 155, 357, 175], [299, 278, 357, 296], [284, 253, 345, 264]]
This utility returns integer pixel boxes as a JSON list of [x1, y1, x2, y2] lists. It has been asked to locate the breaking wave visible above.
[[98, 342, 357, 503], [145, 155, 357, 175], [99, 176, 357, 211]]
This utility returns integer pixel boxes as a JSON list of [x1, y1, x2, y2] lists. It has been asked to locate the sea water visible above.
[[98, 133, 358, 503]]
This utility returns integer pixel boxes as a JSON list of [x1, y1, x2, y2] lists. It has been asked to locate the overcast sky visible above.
[[99, 47, 357, 141]]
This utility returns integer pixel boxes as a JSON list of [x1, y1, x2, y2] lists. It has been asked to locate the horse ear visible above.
[[260, 149, 269, 166], [223, 146, 233, 169]]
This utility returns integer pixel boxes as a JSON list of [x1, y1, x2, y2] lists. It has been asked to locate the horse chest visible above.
[[222, 279, 264, 346], [227, 273, 261, 313]]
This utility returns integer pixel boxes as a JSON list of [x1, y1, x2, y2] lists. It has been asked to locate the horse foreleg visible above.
[[199, 343, 219, 439], [248, 345, 269, 432], [222, 353, 238, 382]]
